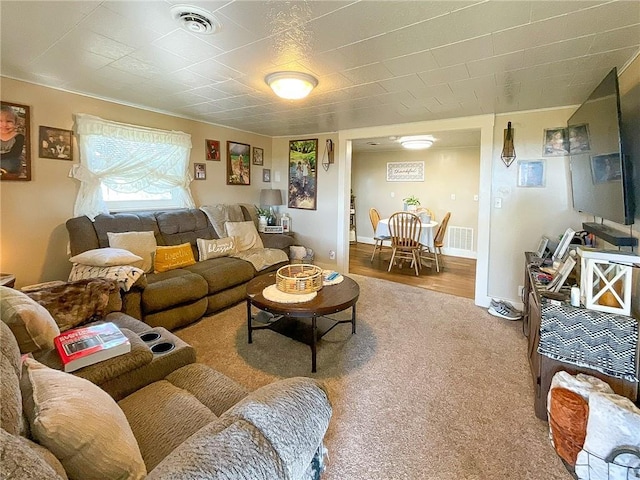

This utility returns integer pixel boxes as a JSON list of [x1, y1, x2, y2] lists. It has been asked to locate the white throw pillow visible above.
[[69, 247, 143, 267], [197, 237, 238, 261], [0, 286, 60, 353], [20, 357, 146, 480], [107, 231, 157, 273], [224, 221, 264, 252]]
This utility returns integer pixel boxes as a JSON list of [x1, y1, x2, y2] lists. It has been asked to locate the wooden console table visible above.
[[523, 252, 639, 420]]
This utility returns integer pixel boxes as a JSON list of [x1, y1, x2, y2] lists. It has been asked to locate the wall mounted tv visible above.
[[568, 67, 633, 225]]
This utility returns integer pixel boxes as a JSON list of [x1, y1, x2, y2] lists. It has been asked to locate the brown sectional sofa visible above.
[[66, 205, 295, 331]]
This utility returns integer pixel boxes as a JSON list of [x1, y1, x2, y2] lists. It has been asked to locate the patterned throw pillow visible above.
[[225, 221, 264, 252], [197, 237, 238, 261], [68, 264, 144, 293], [154, 243, 196, 273], [107, 231, 157, 273]]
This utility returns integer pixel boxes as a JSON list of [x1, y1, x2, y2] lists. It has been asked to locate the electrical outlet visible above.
[[518, 285, 524, 297], [495, 198, 502, 208], [329, 250, 336, 260]]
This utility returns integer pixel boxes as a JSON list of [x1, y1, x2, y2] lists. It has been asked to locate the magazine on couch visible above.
[[54, 322, 130, 372]]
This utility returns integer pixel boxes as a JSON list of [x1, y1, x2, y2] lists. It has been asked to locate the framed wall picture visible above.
[[517, 160, 545, 188], [542, 127, 568, 156], [386, 161, 424, 181], [263, 168, 271, 182], [288, 139, 318, 210], [253, 146, 263, 165], [39, 126, 73, 160], [1, 101, 31, 181], [568, 123, 590, 153], [205, 139, 220, 161], [194, 162, 206, 180], [227, 141, 250, 185]]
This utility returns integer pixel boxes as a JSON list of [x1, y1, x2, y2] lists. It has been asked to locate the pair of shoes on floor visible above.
[[488, 299, 522, 321]]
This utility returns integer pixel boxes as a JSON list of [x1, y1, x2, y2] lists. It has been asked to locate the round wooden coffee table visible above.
[[246, 272, 359, 372]]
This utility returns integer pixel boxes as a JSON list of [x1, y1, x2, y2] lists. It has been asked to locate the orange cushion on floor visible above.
[[549, 387, 589, 466]]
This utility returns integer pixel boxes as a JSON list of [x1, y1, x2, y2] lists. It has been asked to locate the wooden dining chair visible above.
[[369, 207, 390, 262], [431, 211, 451, 272], [387, 211, 423, 276]]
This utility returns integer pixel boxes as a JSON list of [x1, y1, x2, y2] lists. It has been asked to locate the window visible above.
[[70, 114, 194, 220]]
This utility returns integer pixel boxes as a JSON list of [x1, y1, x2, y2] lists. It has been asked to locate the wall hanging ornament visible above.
[[501, 121, 516, 167]]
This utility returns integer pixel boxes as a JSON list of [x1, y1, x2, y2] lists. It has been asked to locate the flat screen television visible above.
[[568, 67, 633, 225]]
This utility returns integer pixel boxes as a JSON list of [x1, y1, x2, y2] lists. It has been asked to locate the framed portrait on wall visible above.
[[517, 160, 546, 188], [227, 141, 250, 185], [39, 126, 73, 160], [194, 163, 206, 180], [263, 168, 271, 182], [288, 139, 318, 210], [205, 139, 220, 161], [1, 101, 31, 181], [253, 146, 263, 165], [542, 127, 568, 157]]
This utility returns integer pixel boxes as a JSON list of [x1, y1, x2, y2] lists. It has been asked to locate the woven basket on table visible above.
[[276, 264, 323, 294]]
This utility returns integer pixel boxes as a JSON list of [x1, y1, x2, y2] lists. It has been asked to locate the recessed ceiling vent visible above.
[[170, 5, 221, 35]]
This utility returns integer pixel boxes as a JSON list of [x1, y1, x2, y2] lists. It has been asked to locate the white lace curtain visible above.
[[70, 114, 194, 220]]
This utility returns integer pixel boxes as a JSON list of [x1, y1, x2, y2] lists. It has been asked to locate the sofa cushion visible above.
[[154, 243, 196, 273], [155, 209, 217, 247], [69, 247, 143, 267], [24, 278, 118, 332], [20, 357, 147, 480], [108, 231, 157, 273], [118, 379, 218, 471], [225, 221, 264, 252], [197, 237, 238, 261], [0, 286, 60, 353], [184, 257, 254, 295], [143, 270, 208, 313], [1, 321, 24, 436], [0, 429, 67, 480]]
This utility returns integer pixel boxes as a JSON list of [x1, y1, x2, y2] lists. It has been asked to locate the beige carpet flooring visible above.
[[176, 274, 570, 480]]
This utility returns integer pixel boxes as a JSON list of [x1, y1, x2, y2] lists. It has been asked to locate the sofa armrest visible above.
[[260, 233, 296, 251], [147, 377, 332, 480]]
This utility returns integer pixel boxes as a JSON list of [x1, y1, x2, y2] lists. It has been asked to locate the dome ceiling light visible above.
[[399, 136, 435, 150], [170, 5, 221, 35], [265, 71, 318, 100]]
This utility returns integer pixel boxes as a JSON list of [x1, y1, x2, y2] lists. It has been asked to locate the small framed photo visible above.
[[568, 123, 591, 153], [542, 127, 568, 156], [227, 141, 250, 185], [205, 139, 220, 161], [517, 160, 545, 188], [39, 126, 73, 160], [194, 163, 206, 180], [263, 168, 271, 182], [1, 101, 31, 181], [253, 146, 264, 165]]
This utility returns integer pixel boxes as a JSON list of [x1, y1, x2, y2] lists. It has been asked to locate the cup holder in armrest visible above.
[[139, 332, 162, 343], [150, 342, 175, 354]]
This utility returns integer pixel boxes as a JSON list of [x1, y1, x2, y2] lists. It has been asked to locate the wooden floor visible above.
[[348, 242, 476, 299]]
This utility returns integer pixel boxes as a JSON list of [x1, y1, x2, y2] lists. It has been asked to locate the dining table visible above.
[[375, 218, 439, 250]]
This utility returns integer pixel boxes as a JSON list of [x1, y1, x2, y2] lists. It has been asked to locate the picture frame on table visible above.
[[39, 126, 73, 160], [517, 160, 545, 188], [253, 146, 263, 165], [227, 141, 250, 185], [263, 168, 271, 182], [1, 101, 31, 181], [194, 163, 206, 180], [288, 139, 318, 210], [205, 139, 220, 161]]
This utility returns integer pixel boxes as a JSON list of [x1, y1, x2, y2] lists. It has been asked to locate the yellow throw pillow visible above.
[[197, 237, 238, 261], [154, 243, 196, 273], [224, 221, 264, 252]]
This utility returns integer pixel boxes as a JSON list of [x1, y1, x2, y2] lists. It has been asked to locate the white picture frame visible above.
[[552, 228, 575, 262], [386, 161, 424, 182], [517, 160, 545, 188], [280, 216, 290, 233], [535, 236, 549, 258]]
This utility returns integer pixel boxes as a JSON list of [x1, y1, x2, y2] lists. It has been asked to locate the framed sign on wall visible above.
[[386, 161, 424, 182]]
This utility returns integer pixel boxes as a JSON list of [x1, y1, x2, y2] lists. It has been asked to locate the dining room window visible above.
[[70, 113, 194, 220]]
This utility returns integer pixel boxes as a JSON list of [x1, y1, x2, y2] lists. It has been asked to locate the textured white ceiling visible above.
[[1, 1, 639, 138]]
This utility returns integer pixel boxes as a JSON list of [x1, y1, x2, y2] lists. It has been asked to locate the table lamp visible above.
[[260, 189, 283, 226]]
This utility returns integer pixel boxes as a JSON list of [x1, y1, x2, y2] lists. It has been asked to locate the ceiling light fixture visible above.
[[265, 71, 318, 100], [399, 136, 434, 150]]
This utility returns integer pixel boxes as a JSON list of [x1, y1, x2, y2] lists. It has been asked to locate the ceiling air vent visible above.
[[170, 5, 221, 35]]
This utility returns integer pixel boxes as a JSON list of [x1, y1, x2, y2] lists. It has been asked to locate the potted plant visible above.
[[255, 205, 270, 232], [403, 195, 420, 211]]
